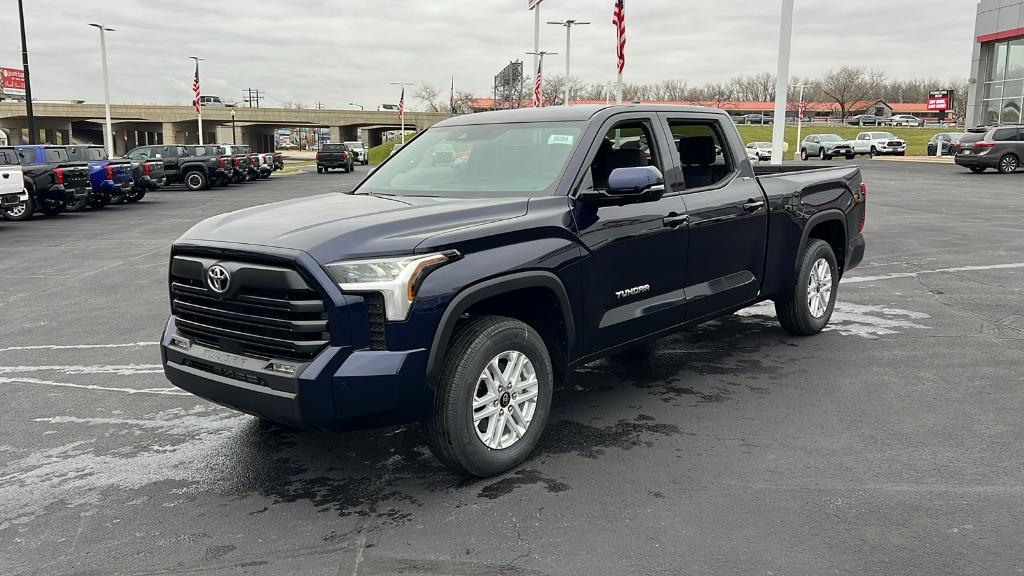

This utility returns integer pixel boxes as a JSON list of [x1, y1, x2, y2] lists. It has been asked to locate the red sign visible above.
[[0, 67, 25, 98], [927, 89, 951, 112]]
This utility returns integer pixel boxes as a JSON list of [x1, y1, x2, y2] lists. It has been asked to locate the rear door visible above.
[[992, 127, 1024, 166], [573, 113, 690, 355], [658, 113, 768, 322]]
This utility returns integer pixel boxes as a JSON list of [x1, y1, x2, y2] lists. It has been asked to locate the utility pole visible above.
[[547, 19, 590, 106], [89, 24, 115, 157], [17, 0, 36, 144]]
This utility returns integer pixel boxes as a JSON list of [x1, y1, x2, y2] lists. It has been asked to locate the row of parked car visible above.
[[0, 143, 284, 221], [734, 114, 926, 127], [743, 131, 909, 162]]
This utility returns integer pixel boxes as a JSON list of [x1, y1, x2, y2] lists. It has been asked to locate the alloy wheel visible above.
[[472, 350, 539, 450], [806, 257, 833, 319], [1000, 155, 1018, 173]]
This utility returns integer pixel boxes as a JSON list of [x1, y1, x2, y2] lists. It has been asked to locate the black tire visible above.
[[426, 315, 553, 477], [998, 153, 1019, 174], [88, 195, 110, 209], [183, 170, 208, 191], [774, 239, 839, 336], [895, 151, 905, 157], [3, 194, 34, 221], [65, 195, 89, 212], [800, 149, 808, 161], [125, 189, 146, 203], [39, 199, 66, 216], [819, 148, 826, 160], [969, 166, 986, 173], [316, 166, 323, 174], [869, 146, 877, 157], [845, 154, 855, 160]]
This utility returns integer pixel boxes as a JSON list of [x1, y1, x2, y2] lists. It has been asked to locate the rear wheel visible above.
[[775, 239, 838, 336], [88, 195, 110, 209], [998, 154, 1019, 174], [183, 170, 208, 191], [65, 195, 89, 212], [3, 195, 34, 221], [39, 199, 66, 216], [125, 189, 146, 203], [426, 316, 553, 477]]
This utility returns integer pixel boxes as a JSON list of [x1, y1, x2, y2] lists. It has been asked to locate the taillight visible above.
[[859, 182, 867, 233], [142, 162, 150, 176], [233, 157, 240, 167], [54, 167, 64, 185], [218, 157, 225, 169], [975, 141, 994, 149], [316, 152, 320, 160], [104, 165, 113, 180]]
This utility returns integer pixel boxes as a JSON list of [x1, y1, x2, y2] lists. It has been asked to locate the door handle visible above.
[[742, 200, 765, 212], [662, 213, 689, 228]]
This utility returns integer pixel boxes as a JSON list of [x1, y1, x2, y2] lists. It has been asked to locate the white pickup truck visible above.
[[851, 131, 907, 157], [0, 147, 27, 216]]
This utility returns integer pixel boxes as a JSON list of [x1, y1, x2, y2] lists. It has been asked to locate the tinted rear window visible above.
[[321, 144, 347, 152], [993, 128, 1021, 141], [45, 149, 69, 162], [958, 132, 986, 144], [0, 149, 17, 165]]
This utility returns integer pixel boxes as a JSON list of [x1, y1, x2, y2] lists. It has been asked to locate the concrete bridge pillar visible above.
[[161, 122, 177, 144]]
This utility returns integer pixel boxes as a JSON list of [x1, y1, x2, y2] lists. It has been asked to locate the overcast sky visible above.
[[0, 1, 978, 109]]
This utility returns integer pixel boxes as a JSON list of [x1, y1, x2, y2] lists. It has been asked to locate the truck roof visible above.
[[437, 104, 730, 127]]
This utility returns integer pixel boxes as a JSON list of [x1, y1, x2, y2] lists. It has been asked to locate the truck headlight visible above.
[[324, 251, 460, 321]]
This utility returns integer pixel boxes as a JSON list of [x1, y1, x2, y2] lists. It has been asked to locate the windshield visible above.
[[357, 121, 584, 198], [873, 132, 896, 139], [818, 134, 844, 142]]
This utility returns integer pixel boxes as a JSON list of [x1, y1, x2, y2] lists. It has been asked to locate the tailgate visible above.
[[63, 165, 90, 188], [146, 160, 166, 178], [111, 161, 133, 182], [0, 166, 22, 195]]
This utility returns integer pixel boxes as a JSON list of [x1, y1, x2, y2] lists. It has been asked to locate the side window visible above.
[[580, 120, 661, 192], [668, 120, 733, 191], [993, 128, 1018, 142], [177, 146, 190, 156], [127, 148, 149, 160]]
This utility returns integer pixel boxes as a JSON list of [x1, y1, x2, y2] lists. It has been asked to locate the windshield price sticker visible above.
[[548, 134, 574, 146]]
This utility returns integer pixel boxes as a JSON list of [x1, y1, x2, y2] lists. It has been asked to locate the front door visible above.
[[573, 115, 689, 355], [659, 114, 768, 322]]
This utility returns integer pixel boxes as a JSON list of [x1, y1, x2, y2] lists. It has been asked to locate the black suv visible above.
[[955, 125, 1023, 174]]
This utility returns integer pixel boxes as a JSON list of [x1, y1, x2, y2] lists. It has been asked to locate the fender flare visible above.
[[797, 210, 848, 272], [425, 270, 576, 382]]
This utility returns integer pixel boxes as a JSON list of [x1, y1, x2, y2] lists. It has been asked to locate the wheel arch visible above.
[[799, 211, 848, 277], [426, 271, 576, 386]]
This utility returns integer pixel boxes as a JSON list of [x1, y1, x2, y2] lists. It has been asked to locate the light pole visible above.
[[189, 56, 205, 145], [231, 109, 236, 145], [17, 0, 36, 144], [349, 102, 364, 111], [89, 24, 115, 157], [547, 19, 589, 106], [791, 83, 811, 159], [389, 81, 411, 143], [525, 51, 557, 107], [769, 0, 795, 165]]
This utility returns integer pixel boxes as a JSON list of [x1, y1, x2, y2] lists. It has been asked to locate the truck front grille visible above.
[[170, 256, 329, 363]]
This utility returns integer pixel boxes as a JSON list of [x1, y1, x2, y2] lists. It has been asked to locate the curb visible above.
[[873, 156, 955, 164]]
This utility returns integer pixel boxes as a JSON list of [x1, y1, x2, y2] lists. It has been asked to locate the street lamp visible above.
[[791, 83, 811, 159], [769, 0, 795, 165], [231, 109, 236, 145], [89, 23, 115, 157], [349, 102, 364, 111], [17, 0, 36, 144], [388, 81, 412, 143], [547, 19, 589, 106]]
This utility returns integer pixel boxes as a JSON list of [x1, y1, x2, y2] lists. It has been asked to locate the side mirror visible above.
[[579, 166, 665, 207]]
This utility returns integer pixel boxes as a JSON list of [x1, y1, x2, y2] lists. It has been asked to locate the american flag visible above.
[[533, 58, 542, 107], [192, 62, 201, 113], [612, 0, 626, 74], [397, 86, 405, 120]]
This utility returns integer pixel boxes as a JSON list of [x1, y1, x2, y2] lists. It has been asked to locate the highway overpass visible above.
[[0, 102, 450, 154]]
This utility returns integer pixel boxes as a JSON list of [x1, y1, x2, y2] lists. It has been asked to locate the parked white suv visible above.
[[0, 146, 27, 216], [852, 131, 907, 156]]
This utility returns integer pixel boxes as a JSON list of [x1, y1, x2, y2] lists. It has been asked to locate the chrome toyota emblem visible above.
[[206, 265, 230, 293]]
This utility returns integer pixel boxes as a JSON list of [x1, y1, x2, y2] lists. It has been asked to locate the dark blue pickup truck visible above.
[[161, 105, 866, 476], [64, 145, 134, 208]]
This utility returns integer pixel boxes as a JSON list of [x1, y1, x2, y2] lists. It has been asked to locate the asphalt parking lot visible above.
[[2, 161, 1022, 576]]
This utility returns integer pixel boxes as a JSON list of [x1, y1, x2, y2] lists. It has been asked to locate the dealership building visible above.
[[968, 0, 1024, 127]]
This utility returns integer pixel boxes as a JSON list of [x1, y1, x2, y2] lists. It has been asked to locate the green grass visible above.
[[736, 125, 957, 157], [368, 134, 418, 165]]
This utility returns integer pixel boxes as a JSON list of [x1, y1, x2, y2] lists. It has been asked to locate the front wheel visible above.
[[775, 239, 838, 336], [869, 147, 877, 157], [819, 148, 827, 160], [998, 154, 1019, 174], [845, 154, 855, 160], [3, 195, 34, 221], [800, 149, 808, 161], [426, 316, 553, 477]]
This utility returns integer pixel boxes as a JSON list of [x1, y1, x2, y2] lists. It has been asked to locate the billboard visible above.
[[927, 89, 952, 112], [0, 67, 25, 98]]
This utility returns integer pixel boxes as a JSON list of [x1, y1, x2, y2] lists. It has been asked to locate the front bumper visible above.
[[828, 147, 854, 156], [161, 316, 430, 429]]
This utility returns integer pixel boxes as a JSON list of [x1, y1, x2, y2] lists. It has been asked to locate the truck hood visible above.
[[178, 192, 529, 263]]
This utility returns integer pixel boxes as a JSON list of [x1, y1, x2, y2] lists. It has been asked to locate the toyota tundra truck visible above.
[[161, 105, 867, 477]]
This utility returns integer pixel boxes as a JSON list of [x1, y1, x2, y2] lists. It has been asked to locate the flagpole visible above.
[[613, 0, 625, 103], [190, 56, 204, 145], [390, 81, 409, 144]]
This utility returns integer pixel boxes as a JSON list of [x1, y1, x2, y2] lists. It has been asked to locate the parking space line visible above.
[[844, 262, 1024, 284], [0, 342, 158, 352], [0, 376, 188, 396], [0, 364, 163, 375]]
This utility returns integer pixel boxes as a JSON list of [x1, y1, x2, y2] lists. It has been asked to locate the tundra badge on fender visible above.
[[615, 284, 650, 299]]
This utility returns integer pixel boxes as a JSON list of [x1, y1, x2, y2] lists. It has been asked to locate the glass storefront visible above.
[[981, 38, 1024, 125]]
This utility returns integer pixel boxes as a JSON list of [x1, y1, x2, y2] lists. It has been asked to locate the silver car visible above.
[[800, 134, 855, 160]]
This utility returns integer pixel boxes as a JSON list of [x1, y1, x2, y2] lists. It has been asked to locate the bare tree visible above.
[[950, 80, 968, 124], [817, 66, 886, 119], [414, 82, 443, 112]]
